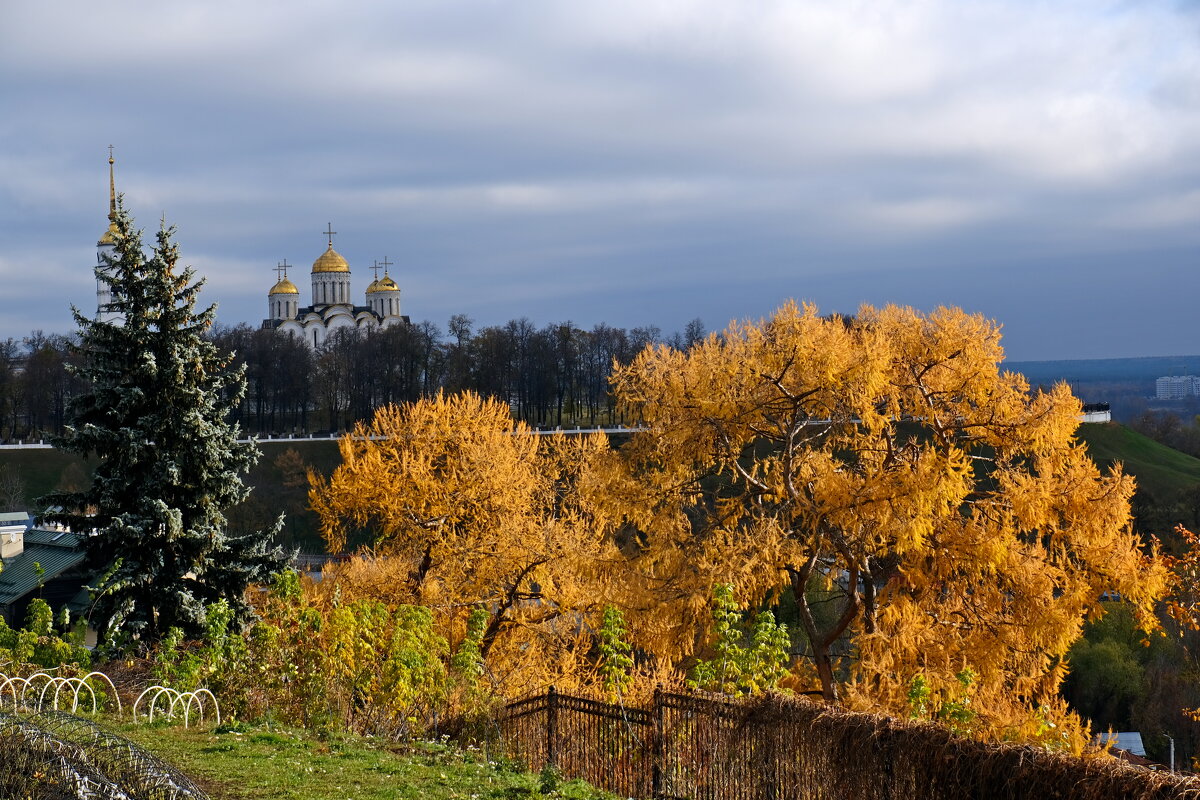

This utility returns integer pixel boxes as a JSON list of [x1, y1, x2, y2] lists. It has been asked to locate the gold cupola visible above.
[[270, 277, 300, 295], [312, 243, 350, 273], [366, 257, 398, 294]]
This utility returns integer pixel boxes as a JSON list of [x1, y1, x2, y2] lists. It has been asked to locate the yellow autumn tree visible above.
[[603, 301, 1166, 742], [309, 391, 618, 693]]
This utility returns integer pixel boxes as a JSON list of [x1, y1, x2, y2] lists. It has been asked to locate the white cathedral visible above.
[[262, 224, 409, 347], [95, 153, 408, 345]]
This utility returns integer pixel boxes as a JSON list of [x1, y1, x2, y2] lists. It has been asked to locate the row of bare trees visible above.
[[4, 317, 705, 439], [212, 316, 698, 434], [0, 332, 86, 442]]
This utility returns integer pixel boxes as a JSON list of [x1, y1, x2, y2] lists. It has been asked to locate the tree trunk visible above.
[[789, 560, 860, 705]]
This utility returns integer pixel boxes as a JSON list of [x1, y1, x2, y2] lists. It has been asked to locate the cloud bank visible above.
[[2, 0, 1198, 358]]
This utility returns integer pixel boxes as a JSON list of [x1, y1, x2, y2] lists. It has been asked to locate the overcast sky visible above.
[[2, 1, 1198, 360]]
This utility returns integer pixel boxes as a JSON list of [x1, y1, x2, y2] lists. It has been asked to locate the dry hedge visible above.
[[503, 689, 1200, 800]]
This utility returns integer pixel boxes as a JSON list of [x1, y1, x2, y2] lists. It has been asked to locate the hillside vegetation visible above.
[[7, 423, 1198, 550], [1076, 423, 1200, 496], [0, 440, 341, 549]]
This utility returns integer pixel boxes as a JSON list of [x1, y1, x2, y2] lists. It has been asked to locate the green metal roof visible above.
[[0, 530, 87, 606], [23, 530, 84, 547]]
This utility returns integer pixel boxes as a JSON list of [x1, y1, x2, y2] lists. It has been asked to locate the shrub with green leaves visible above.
[[0, 602, 91, 672], [907, 669, 978, 736], [202, 570, 454, 737], [688, 584, 791, 695], [598, 606, 634, 700]]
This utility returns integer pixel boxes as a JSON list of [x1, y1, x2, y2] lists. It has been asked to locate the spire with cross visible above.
[[275, 259, 291, 282], [107, 145, 116, 218], [323, 223, 337, 248], [379, 255, 393, 276], [371, 260, 381, 281]]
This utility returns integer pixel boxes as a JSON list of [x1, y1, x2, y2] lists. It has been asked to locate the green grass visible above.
[[0, 448, 94, 507], [1076, 423, 1200, 496], [113, 720, 618, 800]]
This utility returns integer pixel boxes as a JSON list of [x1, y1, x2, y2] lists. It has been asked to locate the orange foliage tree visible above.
[[309, 391, 617, 693], [602, 301, 1165, 740], [1165, 525, 1200, 633]]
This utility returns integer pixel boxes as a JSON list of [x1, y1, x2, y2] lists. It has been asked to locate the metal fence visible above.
[[503, 687, 655, 799], [501, 688, 1200, 800]]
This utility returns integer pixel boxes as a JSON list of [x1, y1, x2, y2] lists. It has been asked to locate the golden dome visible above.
[[98, 220, 118, 246], [366, 275, 399, 294], [270, 277, 300, 295], [312, 244, 350, 273]]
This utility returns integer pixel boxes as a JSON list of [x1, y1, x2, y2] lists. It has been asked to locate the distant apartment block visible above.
[[1156, 375, 1200, 400]]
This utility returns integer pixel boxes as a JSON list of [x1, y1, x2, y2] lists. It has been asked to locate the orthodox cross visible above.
[[379, 255, 393, 276], [323, 223, 337, 247], [107, 144, 114, 164], [275, 259, 290, 281], [371, 260, 381, 281]]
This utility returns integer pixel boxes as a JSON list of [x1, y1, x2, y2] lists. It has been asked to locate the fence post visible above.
[[546, 686, 558, 771], [652, 686, 664, 799]]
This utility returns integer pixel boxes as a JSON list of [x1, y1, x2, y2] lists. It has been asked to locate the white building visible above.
[[263, 226, 408, 347], [1155, 376, 1200, 400]]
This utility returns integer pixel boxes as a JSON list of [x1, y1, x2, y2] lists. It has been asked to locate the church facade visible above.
[[262, 226, 408, 347]]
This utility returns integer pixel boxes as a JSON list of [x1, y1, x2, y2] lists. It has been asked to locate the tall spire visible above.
[[108, 144, 116, 220], [99, 147, 120, 247]]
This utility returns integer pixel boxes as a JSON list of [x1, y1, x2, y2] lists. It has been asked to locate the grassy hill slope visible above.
[[0, 439, 343, 551], [1075, 423, 1200, 496]]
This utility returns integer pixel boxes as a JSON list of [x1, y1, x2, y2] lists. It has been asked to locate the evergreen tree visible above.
[[41, 199, 285, 646]]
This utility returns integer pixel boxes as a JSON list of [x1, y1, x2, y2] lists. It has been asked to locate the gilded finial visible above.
[[379, 255, 393, 276], [276, 259, 291, 281], [324, 222, 337, 248], [371, 260, 381, 281]]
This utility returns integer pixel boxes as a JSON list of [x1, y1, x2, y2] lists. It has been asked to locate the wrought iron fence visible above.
[[503, 687, 654, 799]]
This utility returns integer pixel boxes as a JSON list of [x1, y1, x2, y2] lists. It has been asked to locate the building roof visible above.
[[367, 275, 399, 293], [0, 530, 86, 606], [270, 277, 300, 295], [1095, 731, 1146, 757], [312, 244, 350, 273]]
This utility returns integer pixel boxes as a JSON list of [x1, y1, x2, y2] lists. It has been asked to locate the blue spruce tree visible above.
[[42, 199, 285, 647]]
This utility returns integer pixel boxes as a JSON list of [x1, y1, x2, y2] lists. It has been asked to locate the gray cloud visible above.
[[2, 0, 1199, 359]]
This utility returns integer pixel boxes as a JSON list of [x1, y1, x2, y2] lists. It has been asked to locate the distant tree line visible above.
[[0, 332, 87, 442], [0, 316, 708, 440], [1130, 409, 1200, 460]]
